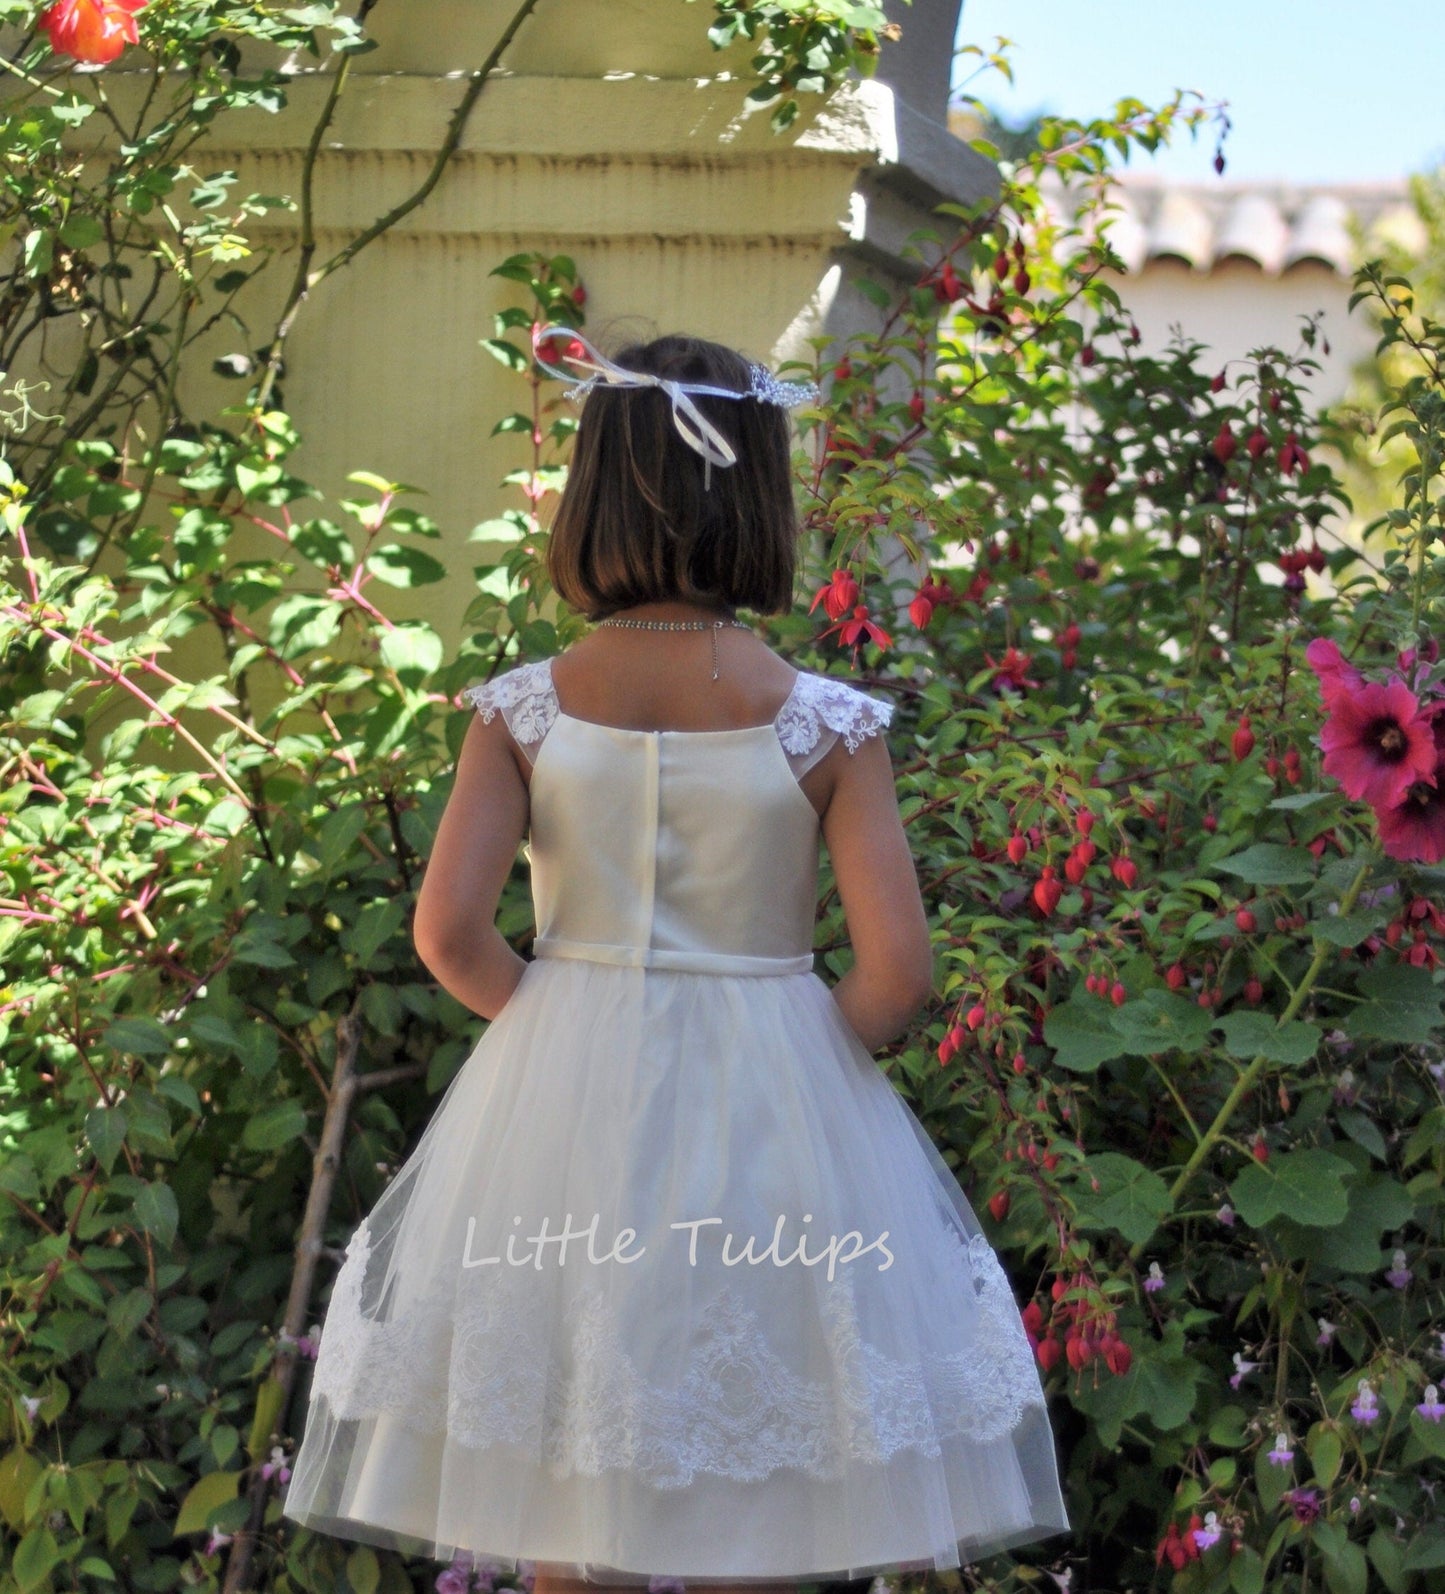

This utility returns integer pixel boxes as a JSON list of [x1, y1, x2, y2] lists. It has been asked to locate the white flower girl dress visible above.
[[282, 655, 1070, 1585]]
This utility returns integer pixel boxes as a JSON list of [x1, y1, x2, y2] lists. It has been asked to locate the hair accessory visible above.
[[532, 324, 819, 489]]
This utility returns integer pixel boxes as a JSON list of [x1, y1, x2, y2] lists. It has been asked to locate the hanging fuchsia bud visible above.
[[1212, 421, 1237, 464], [1232, 715, 1255, 760]]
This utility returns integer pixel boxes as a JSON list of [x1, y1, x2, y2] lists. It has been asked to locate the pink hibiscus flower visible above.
[[1319, 677, 1437, 810], [1305, 637, 1364, 708]]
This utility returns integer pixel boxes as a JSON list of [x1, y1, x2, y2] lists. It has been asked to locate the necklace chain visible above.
[[595, 613, 752, 681]]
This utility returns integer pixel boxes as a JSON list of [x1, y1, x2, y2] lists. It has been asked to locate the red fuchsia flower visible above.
[[1319, 677, 1437, 809], [39, 0, 145, 63], [1305, 637, 1365, 708], [809, 568, 859, 622], [1279, 432, 1310, 476], [1155, 1520, 1202, 1571], [984, 647, 1040, 693], [817, 602, 893, 659]]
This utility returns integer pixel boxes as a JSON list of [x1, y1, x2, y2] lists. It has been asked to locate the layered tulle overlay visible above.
[[282, 658, 1070, 1583]]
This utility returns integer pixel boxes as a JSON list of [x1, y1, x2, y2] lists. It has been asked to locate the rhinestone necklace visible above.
[[595, 612, 752, 680]]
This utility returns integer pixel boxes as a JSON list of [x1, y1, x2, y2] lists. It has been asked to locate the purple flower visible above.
[[517, 1560, 536, 1594], [1351, 1377, 1380, 1425], [1216, 1203, 1236, 1227], [1230, 1352, 1259, 1389], [1143, 1262, 1166, 1294], [1192, 1511, 1222, 1551], [1349, 1496, 1361, 1516], [1436, 1329, 1445, 1361], [1268, 1432, 1294, 1467], [1418, 1384, 1445, 1422], [206, 1530, 233, 1557], [1333, 1067, 1358, 1106], [1284, 1488, 1322, 1525], [20, 1395, 41, 1421], [260, 1445, 290, 1485], [1316, 1317, 1337, 1348], [648, 1580, 687, 1594], [436, 1565, 472, 1594], [1384, 1248, 1412, 1289]]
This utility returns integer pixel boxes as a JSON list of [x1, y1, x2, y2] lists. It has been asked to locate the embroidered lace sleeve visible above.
[[461, 658, 558, 763], [775, 672, 894, 781]]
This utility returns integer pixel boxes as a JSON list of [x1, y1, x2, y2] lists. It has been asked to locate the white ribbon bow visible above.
[[533, 325, 754, 485]]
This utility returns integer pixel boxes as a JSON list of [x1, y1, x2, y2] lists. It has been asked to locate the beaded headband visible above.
[[532, 324, 819, 487]]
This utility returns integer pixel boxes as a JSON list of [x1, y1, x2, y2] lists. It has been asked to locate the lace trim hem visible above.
[[307, 1217, 1046, 1488]]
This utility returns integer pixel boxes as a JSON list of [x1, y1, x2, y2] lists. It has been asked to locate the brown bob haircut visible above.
[[545, 333, 803, 621]]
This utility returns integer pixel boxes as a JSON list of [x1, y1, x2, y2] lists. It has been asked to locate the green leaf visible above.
[[101, 1015, 171, 1056], [379, 622, 443, 680], [1212, 843, 1316, 885], [347, 1545, 381, 1594], [1043, 997, 1128, 1072], [1228, 1149, 1352, 1228], [173, 1469, 241, 1536], [1230, 1545, 1265, 1594], [1071, 1152, 1173, 1245], [341, 898, 406, 967], [84, 1106, 127, 1173], [1213, 1012, 1321, 1065], [1402, 1526, 1445, 1572], [1110, 989, 1215, 1054], [365, 544, 447, 588], [13, 1524, 60, 1593], [241, 1100, 308, 1153], [1335, 1108, 1387, 1162], [1319, 1537, 1367, 1594], [1369, 1528, 1409, 1594], [1345, 962, 1445, 1044], [1308, 1422, 1343, 1487], [133, 1180, 180, 1247]]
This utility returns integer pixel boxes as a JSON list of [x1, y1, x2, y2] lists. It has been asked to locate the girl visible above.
[[282, 328, 1070, 1593]]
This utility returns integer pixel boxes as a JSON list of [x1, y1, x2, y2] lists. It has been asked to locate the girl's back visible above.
[[281, 327, 1070, 1590]]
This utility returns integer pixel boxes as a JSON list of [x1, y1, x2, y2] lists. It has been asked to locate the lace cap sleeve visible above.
[[461, 658, 558, 761], [776, 671, 894, 780]]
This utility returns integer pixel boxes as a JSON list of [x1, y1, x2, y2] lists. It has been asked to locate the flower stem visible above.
[[1127, 857, 1373, 1263]]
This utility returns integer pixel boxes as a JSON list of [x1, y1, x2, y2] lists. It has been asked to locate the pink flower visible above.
[[1376, 738, 1445, 863], [1319, 678, 1437, 809], [1284, 1488, 1321, 1524], [1350, 1377, 1379, 1424], [1192, 1511, 1222, 1551], [1384, 1248, 1412, 1288], [1306, 638, 1365, 707]]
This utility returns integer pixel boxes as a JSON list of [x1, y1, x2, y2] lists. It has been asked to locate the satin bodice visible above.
[[463, 656, 896, 977]]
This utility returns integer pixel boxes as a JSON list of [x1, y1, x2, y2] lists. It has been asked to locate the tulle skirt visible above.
[[281, 956, 1070, 1584]]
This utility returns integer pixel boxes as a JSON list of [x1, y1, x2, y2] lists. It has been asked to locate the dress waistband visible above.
[[531, 935, 815, 978]]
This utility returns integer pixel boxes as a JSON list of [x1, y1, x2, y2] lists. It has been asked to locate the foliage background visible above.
[[1, 4, 1443, 1594]]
